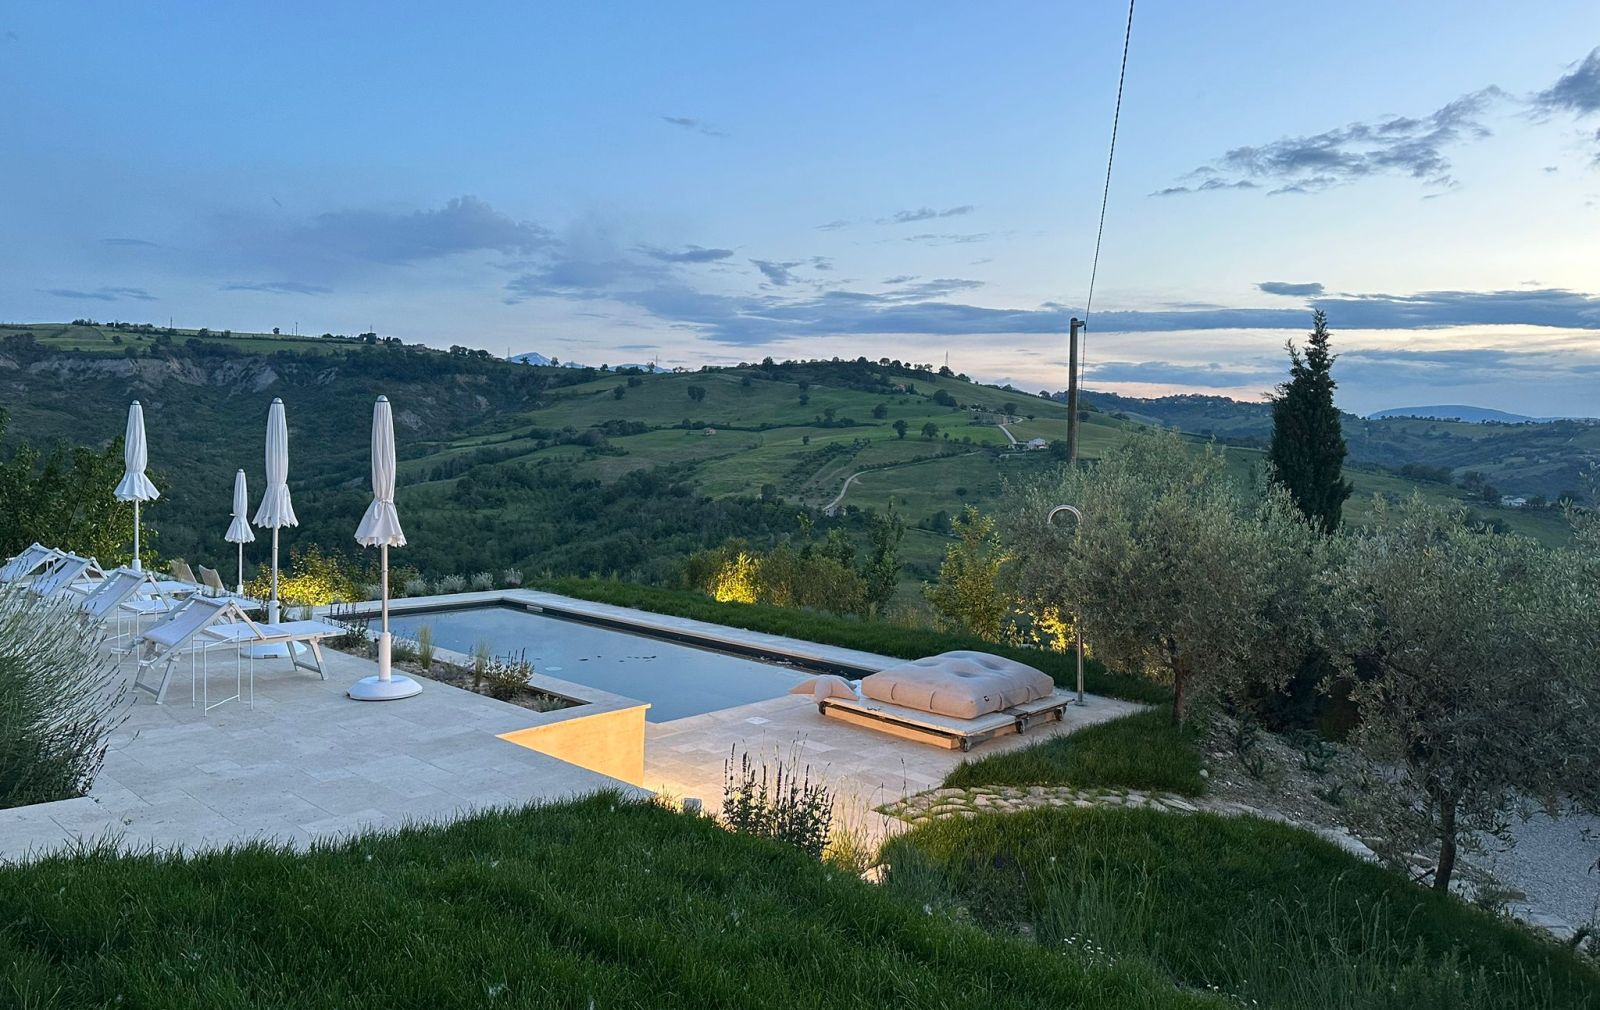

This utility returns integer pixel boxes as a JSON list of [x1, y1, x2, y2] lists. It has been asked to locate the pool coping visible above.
[[325, 588, 900, 726]]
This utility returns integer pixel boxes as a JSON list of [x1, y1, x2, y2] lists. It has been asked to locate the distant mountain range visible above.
[[510, 352, 667, 373], [1368, 405, 1593, 424], [509, 351, 573, 367]]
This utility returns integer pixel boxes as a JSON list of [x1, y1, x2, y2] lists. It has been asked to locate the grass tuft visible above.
[[942, 707, 1204, 795]]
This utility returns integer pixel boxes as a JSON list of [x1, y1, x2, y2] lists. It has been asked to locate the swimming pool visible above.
[[380, 604, 813, 722]]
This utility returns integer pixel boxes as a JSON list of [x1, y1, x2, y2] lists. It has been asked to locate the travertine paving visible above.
[[0, 646, 637, 862], [643, 691, 1145, 841]]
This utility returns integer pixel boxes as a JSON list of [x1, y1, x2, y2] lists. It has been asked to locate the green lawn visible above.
[[943, 707, 1204, 795], [0, 794, 1215, 1010], [885, 807, 1600, 1010], [537, 577, 1171, 704]]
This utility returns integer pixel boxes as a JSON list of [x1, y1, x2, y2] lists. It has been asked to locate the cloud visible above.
[[1165, 87, 1506, 195], [1088, 360, 1281, 387], [881, 205, 974, 224], [660, 115, 726, 137], [881, 274, 917, 285], [810, 256, 833, 271], [1150, 178, 1259, 197], [1312, 287, 1600, 329], [900, 232, 991, 246], [41, 286, 156, 302], [506, 257, 656, 300], [100, 237, 159, 248], [1085, 347, 1600, 401], [283, 195, 551, 266], [751, 259, 803, 286], [1258, 281, 1325, 297], [1535, 47, 1600, 115], [638, 244, 734, 264], [221, 280, 333, 295], [815, 219, 852, 231], [879, 278, 986, 301], [629, 284, 1600, 347]]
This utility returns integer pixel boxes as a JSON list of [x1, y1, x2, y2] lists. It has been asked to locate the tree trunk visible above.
[[1171, 651, 1189, 726], [1434, 795, 1458, 893]]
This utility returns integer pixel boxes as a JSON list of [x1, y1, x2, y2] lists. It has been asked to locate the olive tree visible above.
[[1005, 429, 1323, 725], [925, 506, 1012, 641], [1327, 496, 1600, 892]]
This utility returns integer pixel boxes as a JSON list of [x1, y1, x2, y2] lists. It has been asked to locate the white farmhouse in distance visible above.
[[1025, 437, 1049, 451]]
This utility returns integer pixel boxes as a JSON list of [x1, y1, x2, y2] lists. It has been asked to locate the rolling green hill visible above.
[[1086, 390, 1599, 508], [0, 322, 1586, 592]]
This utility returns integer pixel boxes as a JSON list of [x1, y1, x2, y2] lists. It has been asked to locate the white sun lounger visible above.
[[0, 543, 65, 584], [79, 567, 181, 642], [196, 564, 261, 610], [30, 553, 105, 598], [132, 596, 345, 704]]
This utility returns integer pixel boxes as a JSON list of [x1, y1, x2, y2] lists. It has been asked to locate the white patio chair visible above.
[[79, 567, 179, 643]]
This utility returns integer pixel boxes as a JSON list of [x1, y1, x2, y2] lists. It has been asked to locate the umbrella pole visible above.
[[270, 527, 280, 627], [237, 541, 245, 596], [378, 543, 392, 683], [132, 501, 141, 571]]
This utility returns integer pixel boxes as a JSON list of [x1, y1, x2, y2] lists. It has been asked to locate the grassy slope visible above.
[[537, 576, 1170, 703], [887, 807, 1600, 1010], [943, 707, 1204, 795], [0, 794, 1214, 1010]]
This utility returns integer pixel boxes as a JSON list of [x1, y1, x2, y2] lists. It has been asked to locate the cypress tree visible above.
[[1268, 310, 1353, 531]]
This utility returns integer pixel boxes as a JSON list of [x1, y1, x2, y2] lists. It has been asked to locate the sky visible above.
[[2, 1, 1598, 416]]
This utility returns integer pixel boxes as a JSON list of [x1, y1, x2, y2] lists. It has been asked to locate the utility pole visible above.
[[1066, 317, 1083, 462]]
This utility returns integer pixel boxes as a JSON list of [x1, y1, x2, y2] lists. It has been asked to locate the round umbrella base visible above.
[[348, 674, 423, 702], [246, 641, 293, 659]]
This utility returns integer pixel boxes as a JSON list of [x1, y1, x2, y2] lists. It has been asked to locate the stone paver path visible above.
[[884, 785, 1227, 823]]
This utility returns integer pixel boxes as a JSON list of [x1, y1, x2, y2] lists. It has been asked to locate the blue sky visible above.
[[3, 1, 1598, 415]]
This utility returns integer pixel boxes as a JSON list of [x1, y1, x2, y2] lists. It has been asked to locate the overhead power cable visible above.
[[1083, 0, 1135, 328]]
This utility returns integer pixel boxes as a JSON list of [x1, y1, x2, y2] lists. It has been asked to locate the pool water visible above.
[[382, 605, 810, 722]]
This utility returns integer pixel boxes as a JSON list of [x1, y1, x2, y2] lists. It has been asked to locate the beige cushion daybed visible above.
[[860, 651, 1054, 719], [816, 651, 1068, 751]]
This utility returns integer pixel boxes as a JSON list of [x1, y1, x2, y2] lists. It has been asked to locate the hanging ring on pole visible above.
[[1048, 504, 1084, 528]]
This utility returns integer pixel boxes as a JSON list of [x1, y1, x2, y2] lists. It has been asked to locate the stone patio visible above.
[[0, 646, 637, 862], [643, 690, 1144, 840]]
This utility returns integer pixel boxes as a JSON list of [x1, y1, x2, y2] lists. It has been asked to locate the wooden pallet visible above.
[[818, 691, 1070, 751]]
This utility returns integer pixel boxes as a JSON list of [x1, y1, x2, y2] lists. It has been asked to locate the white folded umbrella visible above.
[[113, 401, 159, 571], [349, 395, 421, 701], [225, 468, 256, 594], [252, 398, 297, 628]]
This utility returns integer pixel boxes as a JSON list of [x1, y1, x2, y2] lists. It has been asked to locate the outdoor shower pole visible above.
[[1048, 503, 1087, 706], [1067, 317, 1083, 463]]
